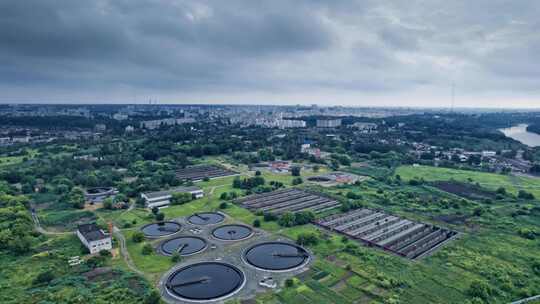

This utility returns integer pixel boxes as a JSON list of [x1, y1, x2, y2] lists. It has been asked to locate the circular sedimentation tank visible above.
[[244, 242, 310, 271], [160, 236, 207, 256], [165, 262, 245, 302], [85, 187, 114, 195], [212, 224, 253, 241], [141, 221, 181, 238], [187, 212, 225, 225]]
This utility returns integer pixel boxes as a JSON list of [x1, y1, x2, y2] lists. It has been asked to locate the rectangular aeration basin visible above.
[[315, 208, 458, 259]]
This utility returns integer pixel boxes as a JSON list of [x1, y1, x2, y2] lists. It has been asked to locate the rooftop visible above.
[[143, 186, 202, 200], [78, 223, 109, 242]]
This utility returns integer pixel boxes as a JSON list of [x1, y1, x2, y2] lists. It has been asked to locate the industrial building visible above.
[[76, 223, 112, 254], [141, 186, 204, 208]]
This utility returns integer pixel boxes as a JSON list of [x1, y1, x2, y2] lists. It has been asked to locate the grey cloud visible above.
[[0, 0, 540, 106]]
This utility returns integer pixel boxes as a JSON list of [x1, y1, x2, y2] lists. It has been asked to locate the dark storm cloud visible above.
[[0, 0, 540, 106]]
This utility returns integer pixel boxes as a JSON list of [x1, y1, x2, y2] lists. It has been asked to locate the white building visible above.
[[141, 186, 204, 208], [316, 119, 342, 128], [482, 151, 497, 157], [113, 113, 128, 121], [77, 223, 112, 254], [140, 118, 196, 130], [278, 119, 306, 129]]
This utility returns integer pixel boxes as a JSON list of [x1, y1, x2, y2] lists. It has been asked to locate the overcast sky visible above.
[[1, 1, 539, 108]]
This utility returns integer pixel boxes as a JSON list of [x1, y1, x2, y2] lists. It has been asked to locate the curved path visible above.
[[30, 209, 72, 236], [113, 226, 144, 276]]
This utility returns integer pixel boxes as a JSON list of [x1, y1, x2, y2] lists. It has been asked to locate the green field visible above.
[[396, 165, 540, 198]]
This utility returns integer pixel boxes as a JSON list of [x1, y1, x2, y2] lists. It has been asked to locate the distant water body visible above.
[[499, 124, 540, 147]]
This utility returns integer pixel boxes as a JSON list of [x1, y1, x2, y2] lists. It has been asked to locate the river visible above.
[[499, 124, 540, 147]]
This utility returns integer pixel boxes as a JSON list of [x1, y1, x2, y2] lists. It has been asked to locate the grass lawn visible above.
[[396, 165, 540, 198], [0, 148, 38, 167]]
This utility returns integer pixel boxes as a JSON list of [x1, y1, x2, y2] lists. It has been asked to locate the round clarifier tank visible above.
[[165, 262, 245, 301], [244, 242, 310, 271], [141, 221, 181, 238], [160, 236, 208, 256], [211, 224, 253, 241], [187, 212, 225, 225]]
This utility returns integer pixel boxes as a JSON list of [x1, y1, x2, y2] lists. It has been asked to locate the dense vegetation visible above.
[[2, 109, 540, 303]]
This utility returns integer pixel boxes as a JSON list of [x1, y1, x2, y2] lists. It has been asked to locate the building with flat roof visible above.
[[77, 223, 112, 254], [141, 186, 203, 208], [316, 119, 342, 128]]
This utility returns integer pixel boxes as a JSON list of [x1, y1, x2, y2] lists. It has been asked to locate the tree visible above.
[[132, 231, 145, 243], [292, 177, 303, 185], [232, 177, 242, 188], [253, 219, 261, 227], [155, 212, 165, 222], [99, 249, 111, 257], [220, 192, 229, 200], [291, 166, 301, 176], [294, 211, 315, 225], [151, 206, 159, 215], [255, 170, 261, 176], [219, 202, 228, 209], [278, 212, 296, 227], [171, 192, 192, 205], [103, 197, 114, 210], [68, 187, 85, 209]]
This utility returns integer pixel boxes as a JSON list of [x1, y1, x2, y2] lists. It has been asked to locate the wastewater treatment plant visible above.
[[137, 212, 312, 303]]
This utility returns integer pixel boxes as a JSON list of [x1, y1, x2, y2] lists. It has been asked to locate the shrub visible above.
[[263, 213, 277, 222], [33, 270, 55, 286], [141, 243, 153, 255], [296, 232, 319, 246], [518, 228, 537, 240], [132, 231, 145, 243], [253, 219, 261, 228], [155, 212, 165, 222], [171, 192, 192, 205], [219, 202, 228, 209], [99, 249, 111, 257], [518, 190, 535, 200], [278, 212, 296, 227], [467, 280, 493, 301], [532, 261, 540, 275], [171, 253, 181, 263], [144, 290, 161, 304], [285, 278, 295, 288]]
